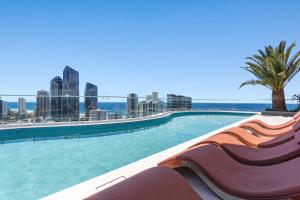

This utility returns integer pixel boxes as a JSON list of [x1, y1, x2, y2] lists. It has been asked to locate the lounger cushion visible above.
[[294, 111, 300, 120], [222, 138, 300, 165], [240, 121, 300, 137], [244, 119, 295, 130], [177, 144, 300, 199], [221, 127, 270, 147], [258, 132, 295, 148], [85, 166, 202, 200], [190, 133, 300, 165]]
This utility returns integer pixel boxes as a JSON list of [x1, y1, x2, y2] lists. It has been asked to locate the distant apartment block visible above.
[[18, 97, 27, 118], [167, 94, 192, 111], [147, 92, 164, 115], [138, 92, 164, 117], [84, 82, 98, 120], [62, 66, 80, 121], [50, 76, 63, 121], [89, 109, 107, 121], [145, 95, 152, 101], [138, 101, 148, 117], [127, 93, 138, 118], [36, 90, 50, 121], [146, 100, 163, 115], [0, 99, 8, 120], [152, 92, 158, 101]]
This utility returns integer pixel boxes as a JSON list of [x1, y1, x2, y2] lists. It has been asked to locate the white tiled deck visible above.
[[41, 113, 292, 200]]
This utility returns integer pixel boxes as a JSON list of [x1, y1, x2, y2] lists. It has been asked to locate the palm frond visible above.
[[241, 41, 300, 91], [239, 79, 271, 89]]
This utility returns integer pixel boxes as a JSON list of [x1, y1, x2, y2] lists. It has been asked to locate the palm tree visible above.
[[240, 41, 300, 111]]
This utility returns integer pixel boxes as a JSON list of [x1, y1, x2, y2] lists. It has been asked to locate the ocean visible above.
[[6, 102, 299, 113]]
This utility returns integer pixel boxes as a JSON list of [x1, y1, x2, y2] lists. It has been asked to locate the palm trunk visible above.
[[272, 89, 287, 111]]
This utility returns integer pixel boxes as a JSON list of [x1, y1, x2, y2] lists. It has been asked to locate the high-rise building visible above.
[[167, 94, 177, 110], [36, 90, 50, 120], [3, 101, 7, 119], [146, 92, 159, 101], [147, 100, 155, 115], [138, 101, 148, 117], [146, 95, 152, 101], [144, 92, 164, 115], [154, 99, 164, 113], [176, 95, 192, 110], [84, 82, 98, 120], [18, 97, 27, 119], [0, 99, 8, 121], [152, 92, 158, 101], [0, 99, 2, 120], [62, 66, 79, 121], [127, 93, 138, 118], [50, 76, 63, 121], [167, 94, 192, 111]]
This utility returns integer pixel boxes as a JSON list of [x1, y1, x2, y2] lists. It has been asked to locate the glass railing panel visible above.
[[0, 95, 299, 126]]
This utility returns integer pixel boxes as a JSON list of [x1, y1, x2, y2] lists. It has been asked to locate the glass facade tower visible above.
[[84, 82, 98, 120], [62, 66, 79, 121], [50, 76, 63, 121]]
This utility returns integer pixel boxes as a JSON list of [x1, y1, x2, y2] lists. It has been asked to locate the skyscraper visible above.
[[127, 93, 138, 118], [0, 99, 8, 121], [84, 82, 98, 120], [62, 66, 79, 121], [50, 76, 63, 121], [36, 90, 50, 121], [18, 97, 27, 119]]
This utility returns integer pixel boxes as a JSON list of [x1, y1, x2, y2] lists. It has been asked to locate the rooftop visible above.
[[42, 113, 292, 200]]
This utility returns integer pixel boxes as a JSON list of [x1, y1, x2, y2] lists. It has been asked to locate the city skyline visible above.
[[0, 65, 182, 103], [1, 1, 300, 102], [0, 64, 178, 122]]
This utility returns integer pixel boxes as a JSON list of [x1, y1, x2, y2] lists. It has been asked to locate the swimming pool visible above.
[[0, 112, 252, 199]]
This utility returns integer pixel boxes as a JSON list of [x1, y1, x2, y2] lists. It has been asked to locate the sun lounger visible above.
[[159, 127, 296, 167], [240, 120, 300, 136], [243, 111, 300, 130], [161, 144, 300, 200], [85, 166, 203, 200], [218, 127, 295, 147], [191, 134, 300, 165]]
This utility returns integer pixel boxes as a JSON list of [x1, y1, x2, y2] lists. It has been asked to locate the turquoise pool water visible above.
[[0, 112, 252, 199]]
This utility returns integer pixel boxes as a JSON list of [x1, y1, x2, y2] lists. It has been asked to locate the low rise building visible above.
[[108, 113, 123, 120], [89, 109, 107, 121]]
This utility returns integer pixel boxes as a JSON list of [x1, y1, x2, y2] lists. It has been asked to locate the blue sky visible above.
[[0, 0, 300, 102]]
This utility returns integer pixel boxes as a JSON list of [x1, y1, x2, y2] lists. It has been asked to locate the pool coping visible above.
[[41, 111, 267, 200]]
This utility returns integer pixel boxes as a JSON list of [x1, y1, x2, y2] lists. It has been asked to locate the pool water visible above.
[[0, 113, 250, 199]]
